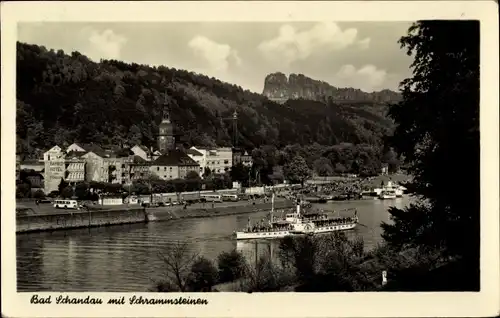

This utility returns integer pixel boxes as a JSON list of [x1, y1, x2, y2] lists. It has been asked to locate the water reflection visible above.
[[17, 196, 411, 292]]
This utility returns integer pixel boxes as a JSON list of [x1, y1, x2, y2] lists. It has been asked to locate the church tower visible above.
[[157, 94, 176, 153]]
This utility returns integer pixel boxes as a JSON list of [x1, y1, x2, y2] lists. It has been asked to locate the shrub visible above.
[[217, 250, 247, 283]]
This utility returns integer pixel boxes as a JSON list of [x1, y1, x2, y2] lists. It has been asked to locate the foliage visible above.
[[283, 155, 311, 185], [16, 183, 31, 198], [60, 186, 74, 198], [278, 232, 370, 291], [244, 255, 295, 292], [58, 178, 69, 193], [185, 170, 200, 180], [312, 157, 333, 176], [216, 250, 247, 283], [229, 162, 250, 186], [157, 241, 199, 292], [33, 189, 46, 199], [185, 257, 219, 292], [16, 42, 394, 160], [382, 21, 480, 290]]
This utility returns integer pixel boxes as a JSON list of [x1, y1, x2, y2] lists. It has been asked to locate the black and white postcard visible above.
[[1, 1, 499, 317]]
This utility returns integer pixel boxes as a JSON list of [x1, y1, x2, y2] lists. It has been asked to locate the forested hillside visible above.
[[16, 42, 394, 159]]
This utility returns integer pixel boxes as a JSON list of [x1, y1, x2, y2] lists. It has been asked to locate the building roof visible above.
[[192, 146, 213, 150], [66, 151, 87, 159], [76, 143, 106, 157], [134, 145, 152, 154], [186, 148, 203, 156], [153, 150, 199, 167]]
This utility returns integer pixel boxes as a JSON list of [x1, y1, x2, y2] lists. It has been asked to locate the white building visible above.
[[43, 145, 66, 193], [186, 148, 205, 175], [187, 146, 233, 176]]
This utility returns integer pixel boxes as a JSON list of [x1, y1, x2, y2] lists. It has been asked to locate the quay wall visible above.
[[16, 208, 147, 233], [16, 199, 295, 233]]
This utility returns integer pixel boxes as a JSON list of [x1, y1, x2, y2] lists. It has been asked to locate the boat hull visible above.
[[314, 223, 357, 233], [235, 230, 292, 240], [379, 195, 397, 200]]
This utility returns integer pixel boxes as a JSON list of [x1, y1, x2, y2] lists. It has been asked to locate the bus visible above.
[[221, 194, 239, 202], [54, 199, 80, 209], [200, 194, 223, 203]]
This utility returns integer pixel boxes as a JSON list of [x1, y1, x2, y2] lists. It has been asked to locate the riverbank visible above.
[[16, 198, 294, 233], [306, 173, 411, 198]]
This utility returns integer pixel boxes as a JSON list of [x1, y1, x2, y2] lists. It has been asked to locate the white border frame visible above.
[[2, 1, 499, 317]]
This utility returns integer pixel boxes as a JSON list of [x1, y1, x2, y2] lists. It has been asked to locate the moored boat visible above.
[[367, 181, 406, 198], [378, 189, 397, 199]]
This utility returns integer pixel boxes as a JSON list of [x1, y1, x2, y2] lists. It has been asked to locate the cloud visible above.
[[188, 35, 241, 72], [357, 38, 371, 50], [257, 22, 370, 67], [79, 27, 128, 61], [333, 64, 391, 92]]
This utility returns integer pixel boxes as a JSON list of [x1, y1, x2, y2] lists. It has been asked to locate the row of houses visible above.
[[18, 143, 254, 194]]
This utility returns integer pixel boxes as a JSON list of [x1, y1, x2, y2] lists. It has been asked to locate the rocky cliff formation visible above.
[[262, 72, 402, 104]]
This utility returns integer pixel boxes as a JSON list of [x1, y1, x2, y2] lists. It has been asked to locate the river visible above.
[[16, 196, 411, 292]]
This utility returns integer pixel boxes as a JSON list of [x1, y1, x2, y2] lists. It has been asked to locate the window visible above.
[[224, 160, 229, 164], [157, 167, 160, 171], [164, 167, 167, 171], [169, 167, 172, 170]]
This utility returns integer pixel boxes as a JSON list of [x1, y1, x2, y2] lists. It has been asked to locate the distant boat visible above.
[[379, 190, 397, 200], [369, 181, 405, 198]]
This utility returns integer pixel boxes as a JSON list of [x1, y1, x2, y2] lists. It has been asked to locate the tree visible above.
[[217, 250, 247, 283], [60, 186, 74, 198], [382, 147, 400, 173], [16, 183, 31, 198], [312, 157, 333, 177], [33, 189, 45, 199], [58, 178, 69, 193], [230, 162, 249, 184], [334, 163, 346, 175], [186, 170, 200, 180], [74, 182, 89, 200], [185, 256, 219, 292], [381, 21, 480, 290], [202, 167, 212, 179], [283, 155, 311, 186], [157, 241, 199, 292], [127, 124, 142, 146]]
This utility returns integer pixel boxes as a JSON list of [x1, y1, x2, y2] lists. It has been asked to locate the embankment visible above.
[[16, 208, 147, 233], [16, 200, 295, 233]]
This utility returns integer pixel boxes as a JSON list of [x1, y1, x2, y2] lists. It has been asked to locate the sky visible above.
[[18, 22, 414, 93]]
